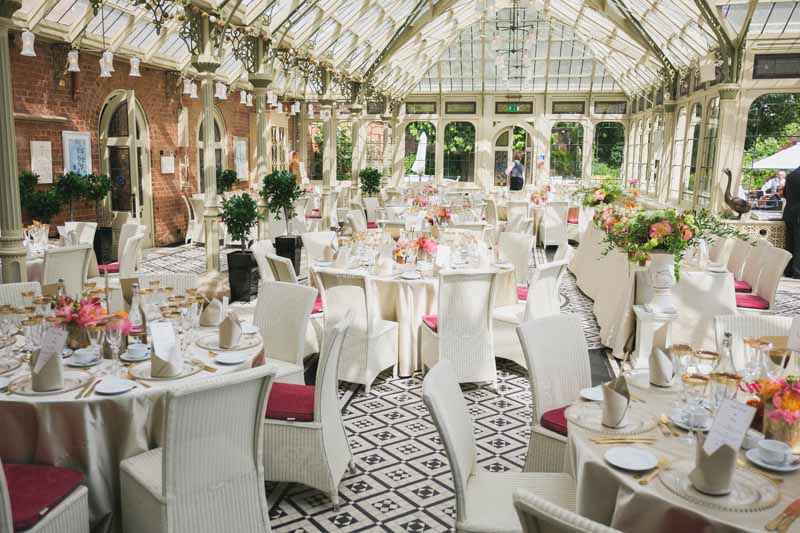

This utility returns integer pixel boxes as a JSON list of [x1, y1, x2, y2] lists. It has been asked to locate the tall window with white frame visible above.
[[631, 121, 642, 184], [640, 120, 652, 193], [592, 121, 625, 185], [550, 122, 584, 181], [443, 122, 476, 182], [404, 121, 436, 182], [649, 115, 664, 197], [364, 121, 385, 174], [669, 107, 687, 202], [625, 122, 637, 184], [681, 104, 703, 204], [197, 113, 226, 193], [697, 97, 719, 206], [336, 122, 352, 181], [307, 121, 323, 181]]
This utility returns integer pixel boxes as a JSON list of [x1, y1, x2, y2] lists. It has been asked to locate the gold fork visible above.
[[737, 458, 784, 484], [658, 414, 680, 437], [638, 458, 670, 485]]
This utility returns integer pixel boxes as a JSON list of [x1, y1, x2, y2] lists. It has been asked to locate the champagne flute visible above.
[[105, 319, 122, 378], [669, 343, 694, 407], [86, 324, 105, 363], [681, 372, 709, 446]]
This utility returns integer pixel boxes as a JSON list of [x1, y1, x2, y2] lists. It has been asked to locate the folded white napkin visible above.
[[436, 245, 451, 270], [31, 328, 68, 392], [334, 248, 350, 269], [150, 322, 182, 378], [649, 347, 674, 387], [689, 434, 737, 496], [219, 311, 242, 349], [323, 246, 336, 262], [477, 242, 490, 269], [601, 376, 630, 428], [199, 299, 223, 327], [378, 256, 393, 276]]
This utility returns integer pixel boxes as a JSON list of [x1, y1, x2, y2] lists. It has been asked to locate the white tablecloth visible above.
[[570, 225, 738, 356], [567, 380, 799, 532], [0, 330, 289, 533]]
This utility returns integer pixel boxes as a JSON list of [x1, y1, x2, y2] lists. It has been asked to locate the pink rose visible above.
[[594, 190, 607, 202], [649, 221, 674, 240]]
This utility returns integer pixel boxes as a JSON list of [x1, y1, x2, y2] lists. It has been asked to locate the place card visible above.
[[703, 399, 756, 455], [150, 321, 177, 358], [34, 328, 68, 373], [788, 316, 800, 353]]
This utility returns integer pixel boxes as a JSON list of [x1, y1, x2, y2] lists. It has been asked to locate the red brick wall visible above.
[[10, 36, 259, 246]]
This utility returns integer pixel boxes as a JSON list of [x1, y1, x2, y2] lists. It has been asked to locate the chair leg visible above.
[[364, 383, 370, 397], [349, 459, 357, 474], [331, 491, 340, 512]]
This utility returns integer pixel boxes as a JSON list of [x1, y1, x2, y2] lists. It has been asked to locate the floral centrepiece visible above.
[[578, 182, 626, 208], [417, 236, 438, 256], [748, 377, 800, 450], [55, 296, 108, 327]]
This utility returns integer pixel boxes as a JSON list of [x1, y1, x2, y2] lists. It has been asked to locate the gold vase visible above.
[[66, 323, 89, 350], [764, 404, 800, 453]]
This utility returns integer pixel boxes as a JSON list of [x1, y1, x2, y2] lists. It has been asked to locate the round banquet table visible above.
[[311, 263, 518, 377], [0, 329, 290, 533], [566, 378, 800, 532]]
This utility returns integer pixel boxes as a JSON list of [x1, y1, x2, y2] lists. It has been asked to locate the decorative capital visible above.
[[717, 83, 740, 100]]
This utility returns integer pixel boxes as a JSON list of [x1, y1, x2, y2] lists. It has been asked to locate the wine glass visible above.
[[742, 337, 763, 382], [669, 343, 694, 404], [105, 319, 123, 378], [86, 324, 105, 362], [180, 304, 194, 352]]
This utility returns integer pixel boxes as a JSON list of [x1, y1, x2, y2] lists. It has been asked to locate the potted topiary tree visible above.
[[19, 171, 63, 230], [260, 170, 305, 274], [83, 174, 114, 264], [55, 171, 87, 221], [220, 192, 261, 301], [359, 167, 382, 197], [217, 169, 238, 195]]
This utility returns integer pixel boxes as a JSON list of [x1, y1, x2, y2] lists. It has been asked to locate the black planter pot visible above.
[[227, 250, 259, 302], [275, 235, 303, 275], [93, 227, 114, 265]]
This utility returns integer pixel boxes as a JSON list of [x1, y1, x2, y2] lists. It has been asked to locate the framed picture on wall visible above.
[[62, 131, 92, 175], [234, 137, 249, 181], [30, 141, 53, 184]]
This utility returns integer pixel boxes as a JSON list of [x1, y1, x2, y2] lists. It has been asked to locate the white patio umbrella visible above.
[[411, 131, 428, 176], [751, 143, 800, 170]]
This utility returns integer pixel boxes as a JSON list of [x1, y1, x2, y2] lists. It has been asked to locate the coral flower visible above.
[[649, 221, 674, 240]]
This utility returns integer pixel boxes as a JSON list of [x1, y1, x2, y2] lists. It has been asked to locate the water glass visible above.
[[105, 320, 122, 377], [86, 325, 105, 361]]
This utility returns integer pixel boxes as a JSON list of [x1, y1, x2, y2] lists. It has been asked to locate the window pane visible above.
[[550, 122, 584, 181], [108, 104, 129, 138], [592, 121, 624, 185], [404, 121, 436, 180], [443, 122, 476, 182], [109, 146, 132, 212]]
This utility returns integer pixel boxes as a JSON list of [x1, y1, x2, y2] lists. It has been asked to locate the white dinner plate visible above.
[[580, 386, 604, 402], [315, 261, 333, 267], [604, 446, 658, 472], [214, 352, 249, 365], [242, 323, 259, 336], [196, 334, 260, 352], [493, 261, 513, 269], [94, 377, 136, 395], [400, 271, 421, 280], [66, 354, 101, 368], [670, 410, 712, 432], [121, 348, 150, 363], [706, 266, 727, 274], [0, 376, 9, 391], [61, 348, 74, 358], [745, 448, 800, 473]]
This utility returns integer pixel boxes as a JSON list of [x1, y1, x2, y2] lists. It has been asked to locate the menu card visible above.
[[703, 399, 756, 455], [34, 328, 68, 373], [789, 316, 800, 353], [150, 321, 177, 358]]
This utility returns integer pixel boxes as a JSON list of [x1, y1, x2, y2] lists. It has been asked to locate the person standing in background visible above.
[[783, 166, 800, 277], [289, 151, 302, 185], [508, 152, 525, 191]]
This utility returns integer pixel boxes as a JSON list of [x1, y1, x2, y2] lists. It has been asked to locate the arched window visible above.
[[336, 122, 352, 180], [307, 121, 323, 180], [364, 121, 386, 173], [682, 104, 703, 203], [493, 126, 532, 186], [443, 122, 476, 182], [404, 121, 436, 182], [669, 107, 687, 202], [698, 98, 719, 206], [197, 109, 226, 192], [592, 122, 624, 184], [742, 93, 799, 194], [550, 122, 583, 181]]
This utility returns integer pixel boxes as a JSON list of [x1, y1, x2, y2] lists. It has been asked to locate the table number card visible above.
[[34, 327, 68, 373], [703, 399, 756, 455], [150, 321, 176, 357], [788, 316, 800, 353]]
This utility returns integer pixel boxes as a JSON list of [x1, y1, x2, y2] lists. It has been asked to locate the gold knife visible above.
[[74, 378, 96, 399], [81, 378, 102, 398]]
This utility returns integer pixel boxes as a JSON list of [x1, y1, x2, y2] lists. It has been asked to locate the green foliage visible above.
[[591, 162, 620, 180], [405, 122, 436, 176], [83, 174, 113, 224], [55, 172, 87, 220], [260, 170, 304, 236], [593, 122, 625, 178], [19, 171, 63, 224], [579, 182, 626, 208], [217, 169, 238, 195], [337, 125, 352, 180], [19, 171, 39, 206], [742, 93, 800, 190], [221, 193, 261, 252], [359, 167, 382, 197], [550, 123, 584, 179]]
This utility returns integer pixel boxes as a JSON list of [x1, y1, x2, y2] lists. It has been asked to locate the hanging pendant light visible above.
[[182, 78, 192, 95], [99, 55, 112, 78], [102, 50, 115, 72], [240, 90, 248, 105], [129, 57, 141, 77], [307, 102, 314, 118], [246, 93, 253, 107], [67, 50, 80, 72], [215, 82, 227, 100], [190, 82, 198, 99], [20, 30, 36, 57]]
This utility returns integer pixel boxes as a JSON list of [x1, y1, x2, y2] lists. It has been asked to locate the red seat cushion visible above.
[[517, 286, 528, 301], [311, 295, 323, 314], [736, 293, 769, 310], [305, 214, 322, 219], [734, 279, 752, 293], [3, 463, 84, 532], [366, 222, 378, 229], [98, 262, 119, 274], [422, 314, 438, 332], [266, 382, 315, 422], [567, 207, 579, 225], [540, 406, 569, 436]]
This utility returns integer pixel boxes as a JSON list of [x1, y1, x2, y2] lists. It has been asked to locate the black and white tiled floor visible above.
[[138, 243, 799, 532]]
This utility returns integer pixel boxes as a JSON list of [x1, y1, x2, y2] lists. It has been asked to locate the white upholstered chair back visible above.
[[265, 253, 299, 284], [65, 221, 97, 245], [499, 232, 533, 285], [162, 365, 274, 531], [437, 270, 497, 363], [0, 282, 41, 307], [253, 281, 316, 366], [506, 201, 530, 233], [714, 314, 792, 371], [514, 489, 620, 533], [251, 240, 276, 283], [523, 260, 567, 321], [363, 197, 380, 224], [755, 246, 792, 308], [708, 236, 731, 265], [422, 360, 477, 523], [485, 198, 500, 226], [553, 243, 572, 263], [741, 239, 772, 292], [136, 273, 198, 296], [302, 231, 337, 265], [315, 270, 371, 336], [541, 202, 569, 246], [347, 209, 368, 234], [116, 223, 140, 262], [42, 244, 92, 298], [726, 238, 752, 280], [517, 314, 591, 420], [313, 311, 352, 423], [119, 231, 145, 278]]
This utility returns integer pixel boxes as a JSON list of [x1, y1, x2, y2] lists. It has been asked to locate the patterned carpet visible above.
[[137, 243, 798, 532]]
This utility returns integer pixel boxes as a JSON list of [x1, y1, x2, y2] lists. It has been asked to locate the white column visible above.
[[0, 12, 27, 282], [351, 116, 366, 190], [534, 119, 552, 185], [200, 72, 220, 271], [711, 84, 743, 212], [321, 102, 337, 228], [391, 118, 404, 187], [657, 103, 676, 203], [434, 116, 444, 185], [582, 121, 595, 184], [254, 89, 270, 240], [475, 113, 493, 190], [381, 120, 391, 186]]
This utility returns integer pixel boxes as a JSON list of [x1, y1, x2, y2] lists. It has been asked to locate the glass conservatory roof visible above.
[[9, 0, 800, 98]]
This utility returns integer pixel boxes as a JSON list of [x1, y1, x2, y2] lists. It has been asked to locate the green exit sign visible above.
[[495, 102, 533, 114]]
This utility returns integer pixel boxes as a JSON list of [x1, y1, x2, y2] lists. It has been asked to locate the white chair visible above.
[[727, 238, 752, 290], [120, 366, 275, 533], [346, 209, 368, 234], [263, 312, 354, 509], [363, 197, 381, 227], [99, 223, 144, 274], [251, 240, 276, 285], [302, 231, 337, 267], [714, 314, 792, 372], [266, 252, 299, 284], [514, 489, 618, 533], [493, 259, 568, 368], [517, 315, 591, 473], [189, 196, 206, 244], [708, 236, 732, 265], [0, 458, 90, 533], [736, 246, 791, 312], [423, 361, 576, 533], [0, 281, 41, 306], [42, 245, 92, 298], [484, 198, 504, 244], [315, 270, 397, 395], [552, 243, 573, 264], [253, 281, 317, 383], [505, 201, 531, 234], [540, 202, 569, 247], [739, 239, 772, 294], [64, 221, 97, 247], [499, 232, 534, 288], [421, 270, 498, 387], [182, 193, 197, 244]]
